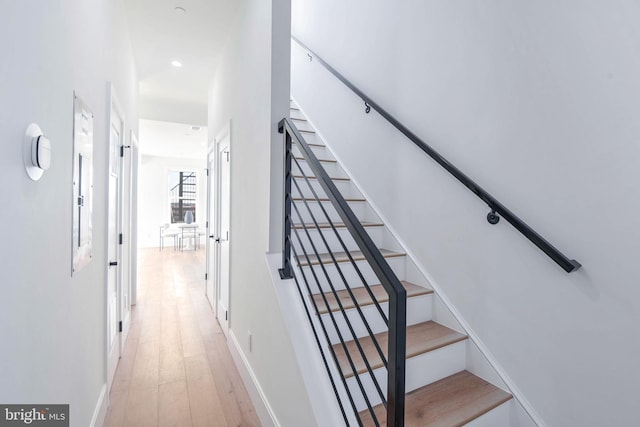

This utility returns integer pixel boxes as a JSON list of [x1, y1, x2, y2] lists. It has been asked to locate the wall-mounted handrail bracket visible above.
[[291, 35, 581, 273], [364, 101, 371, 114], [487, 209, 500, 225]]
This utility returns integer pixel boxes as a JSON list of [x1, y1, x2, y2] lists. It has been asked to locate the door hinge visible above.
[[120, 145, 131, 157], [225, 311, 228, 321], [206, 221, 208, 228], [118, 321, 123, 332], [119, 233, 123, 245], [205, 273, 208, 280], [206, 168, 209, 176]]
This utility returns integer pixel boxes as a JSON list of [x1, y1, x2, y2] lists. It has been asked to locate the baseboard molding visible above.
[[336, 179, 546, 426], [302, 114, 546, 427], [227, 330, 279, 427], [89, 384, 107, 427]]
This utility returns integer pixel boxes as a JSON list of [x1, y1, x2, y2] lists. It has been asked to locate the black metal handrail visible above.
[[169, 171, 195, 193], [292, 36, 581, 273], [279, 117, 407, 426]]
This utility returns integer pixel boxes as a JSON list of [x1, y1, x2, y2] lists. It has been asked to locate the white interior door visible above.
[[205, 147, 216, 311], [216, 133, 231, 338], [106, 96, 124, 391]]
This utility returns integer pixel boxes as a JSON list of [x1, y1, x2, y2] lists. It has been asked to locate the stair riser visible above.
[[463, 401, 510, 427], [292, 226, 384, 255], [293, 200, 366, 223], [291, 178, 357, 199], [346, 341, 467, 412], [289, 106, 514, 427], [291, 130, 321, 146], [293, 159, 346, 179], [296, 256, 406, 294], [322, 293, 432, 343], [290, 119, 316, 132], [292, 142, 328, 158], [290, 109, 306, 120]]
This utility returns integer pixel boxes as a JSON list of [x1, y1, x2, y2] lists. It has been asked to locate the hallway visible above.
[[104, 248, 260, 427]]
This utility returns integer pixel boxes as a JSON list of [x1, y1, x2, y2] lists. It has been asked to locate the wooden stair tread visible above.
[[292, 175, 348, 181], [296, 249, 404, 267], [360, 371, 512, 427], [314, 281, 433, 315], [333, 321, 466, 378], [293, 221, 383, 230], [292, 137, 323, 147], [293, 141, 325, 147], [294, 156, 337, 163], [292, 197, 366, 202]]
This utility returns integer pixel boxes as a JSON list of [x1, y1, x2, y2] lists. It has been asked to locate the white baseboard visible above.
[[296, 111, 545, 427], [90, 384, 107, 427], [227, 330, 279, 427], [333, 170, 545, 426]]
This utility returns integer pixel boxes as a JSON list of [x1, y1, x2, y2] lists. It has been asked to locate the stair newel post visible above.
[[387, 286, 407, 427], [279, 120, 294, 279]]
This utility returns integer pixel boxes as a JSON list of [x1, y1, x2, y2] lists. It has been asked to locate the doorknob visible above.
[[215, 238, 220, 243], [209, 235, 215, 239], [109, 261, 118, 267]]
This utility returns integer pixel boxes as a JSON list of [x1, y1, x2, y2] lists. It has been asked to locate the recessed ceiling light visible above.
[[191, 126, 201, 131], [171, 60, 182, 68], [174, 6, 186, 13]]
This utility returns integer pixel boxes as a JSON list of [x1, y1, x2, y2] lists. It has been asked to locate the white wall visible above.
[[208, 0, 315, 425], [0, 0, 138, 426], [139, 96, 207, 127], [138, 155, 206, 248], [292, 1, 640, 426]]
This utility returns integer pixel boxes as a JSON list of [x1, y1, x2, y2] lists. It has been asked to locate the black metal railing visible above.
[[279, 118, 407, 426], [292, 36, 581, 273], [170, 172, 196, 223]]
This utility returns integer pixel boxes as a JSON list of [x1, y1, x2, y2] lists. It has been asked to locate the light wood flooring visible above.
[[103, 248, 260, 427]]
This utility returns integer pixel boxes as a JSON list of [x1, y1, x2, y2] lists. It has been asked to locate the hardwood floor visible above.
[[104, 248, 260, 427]]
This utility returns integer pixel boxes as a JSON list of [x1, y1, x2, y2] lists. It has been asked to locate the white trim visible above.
[[227, 330, 279, 427], [130, 131, 139, 306], [360, 208, 546, 426], [214, 120, 231, 145], [105, 82, 126, 394], [265, 253, 357, 426], [89, 384, 107, 427], [293, 99, 544, 427]]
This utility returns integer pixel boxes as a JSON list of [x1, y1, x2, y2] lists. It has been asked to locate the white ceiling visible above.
[[139, 119, 207, 159], [124, 0, 240, 117], [125, 1, 237, 157]]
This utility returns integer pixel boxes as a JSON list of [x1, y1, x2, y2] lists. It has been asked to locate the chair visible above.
[[159, 224, 179, 250], [196, 224, 207, 249], [179, 225, 198, 251]]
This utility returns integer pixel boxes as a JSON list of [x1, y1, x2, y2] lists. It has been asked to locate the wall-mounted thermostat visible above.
[[23, 123, 51, 181]]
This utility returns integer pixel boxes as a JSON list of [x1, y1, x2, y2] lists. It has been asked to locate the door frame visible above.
[[105, 83, 127, 392], [129, 131, 139, 307], [119, 129, 134, 351], [205, 141, 217, 313], [213, 122, 231, 338]]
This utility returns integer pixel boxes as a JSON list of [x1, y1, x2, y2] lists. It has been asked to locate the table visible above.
[[177, 224, 199, 251]]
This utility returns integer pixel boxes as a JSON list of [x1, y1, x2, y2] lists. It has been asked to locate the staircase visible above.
[[286, 101, 515, 426]]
